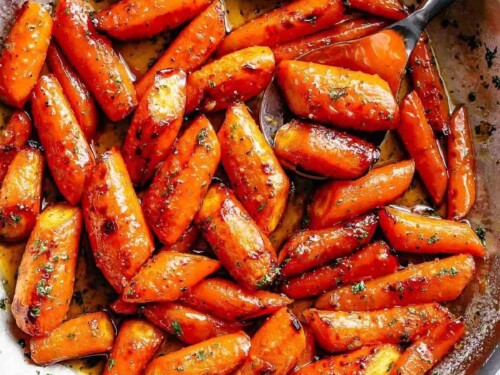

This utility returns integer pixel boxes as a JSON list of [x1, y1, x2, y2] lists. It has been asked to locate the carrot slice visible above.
[[291, 326, 316, 373], [0, 110, 31, 184], [109, 298, 139, 316], [160, 225, 201, 254], [347, 0, 406, 20]]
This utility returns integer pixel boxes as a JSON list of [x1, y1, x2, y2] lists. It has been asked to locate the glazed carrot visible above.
[[143, 115, 220, 244], [0, 1, 52, 108], [82, 148, 155, 293], [30, 312, 115, 365], [390, 319, 465, 375], [53, 0, 137, 122], [110, 298, 139, 316], [447, 105, 476, 220], [282, 241, 399, 299], [185, 46, 275, 113], [309, 160, 415, 229], [11, 205, 81, 337], [409, 34, 450, 134], [122, 252, 221, 303], [31, 74, 95, 205], [143, 302, 248, 344], [0, 146, 43, 242], [144, 332, 251, 375], [218, 102, 290, 234], [398, 91, 448, 205], [136, 0, 226, 100], [304, 304, 452, 352], [160, 225, 200, 254], [103, 320, 164, 375], [274, 120, 379, 179], [195, 183, 278, 291], [272, 17, 387, 63], [347, 0, 406, 20], [46, 43, 98, 140], [315, 254, 475, 310], [181, 278, 292, 322], [291, 326, 316, 373], [95, 0, 211, 40], [276, 60, 399, 132], [216, 0, 345, 56], [0, 110, 31, 184], [379, 206, 485, 257], [278, 213, 378, 278]]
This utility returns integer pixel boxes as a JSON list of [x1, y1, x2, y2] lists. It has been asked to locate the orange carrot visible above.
[[291, 326, 316, 373], [0, 110, 31, 184], [109, 298, 139, 316], [347, 0, 406, 20], [160, 225, 200, 254]]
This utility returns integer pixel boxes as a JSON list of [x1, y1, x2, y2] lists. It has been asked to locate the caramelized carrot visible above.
[[195, 183, 278, 291], [304, 304, 452, 352], [31, 74, 95, 205], [0, 1, 52, 108], [181, 278, 292, 322], [315, 254, 475, 310], [0, 146, 43, 242], [274, 120, 379, 179], [291, 326, 316, 373], [309, 160, 415, 229], [136, 0, 226, 100], [398, 91, 448, 205], [347, 0, 406, 20], [219, 102, 290, 234], [160, 225, 200, 254], [143, 302, 247, 344], [82, 148, 155, 293], [0, 110, 31, 184], [144, 332, 251, 375], [276, 60, 399, 131], [95, 0, 211, 40], [185, 46, 275, 113], [30, 312, 115, 365], [447, 105, 476, 220], [391, 319, 465, 375], [143, 115, 220, 244], [110, 298, 139, 316], [282, 241, 399, 299], [103, 320, 164, 375], [53, 0, 137, 122], [409, 34, 450, 134], [278, 213, 378, 279], [216, 0, 345, 56], [379, 206, 485, 257]]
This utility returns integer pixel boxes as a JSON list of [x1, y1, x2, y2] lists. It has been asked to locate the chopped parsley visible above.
[[485, 46, 497, 68], [329, 87, 348, 102], [197, 128, 208, 146], [35, 280, 52, 297], [475, 225, 487, 246], [108, 359, 116, 370], [171, 320, 183, 337], [427, 234, 440, 245], [196, 349, 206, 361], [352, 281, 366, 294], [30, 306, 41, 318]]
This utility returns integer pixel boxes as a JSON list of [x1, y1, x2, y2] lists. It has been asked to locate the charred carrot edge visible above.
[[160, 225, 200, 254], [109, 298, 139, 316], [0, 110, 31, 184], [315, 254, 475, 311], [447, 105, 476, 220], [0, 1, 52, 108], [379, 206, 486, 257], [347, 0, 407, 20], [30, 312, 115, 365], [291, 326, 316, 373]]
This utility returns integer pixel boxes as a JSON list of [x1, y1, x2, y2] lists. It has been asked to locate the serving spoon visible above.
[[259, 0, 455, 180]]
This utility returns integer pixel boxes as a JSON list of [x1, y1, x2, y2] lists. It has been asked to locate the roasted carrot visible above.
[[181, 277, 292, 322], [135, 0, 226, 100], [390, 319, 465, 375], [95, 0, 211, 40], [30, 312, 115, 365], [216, 0, 345, 56], [122, 252, 221, 303], [82, 148, 155, 293], [195, 183, 278, 291], [103, 320, 164, 375], [31, 74, 95, 205], [304, 304, 452, 352], [144, 332, 251, 375], [185, 46, 275, 113], [0, 146, 43, 242], [278, 213, 378, 279], [143, 302, 248, 344], [276, 60, 399, 132], [447, 105, 476, 220], [347, 0, 406, 20], [274, 120, 379, 179], [219, 102, 290, 234], [110, 298, 139, 316], [0, 110, 31, 184], [309, 160, 415, 229], [282, 241, 399, 299], [0, 1, 52, 108], [291, 326, 316, 373], [315, 254, 475, 310], [398, 91, 448, 205], [143, 115, 220, 244], [46, 43, 98, 140], [160, 225, 200, 254], [53, 0, 137, 122], [379, 206, 485, 257], [409, 34, 450, 134]]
